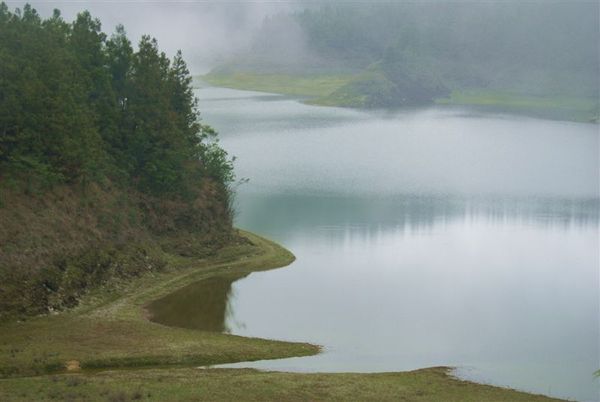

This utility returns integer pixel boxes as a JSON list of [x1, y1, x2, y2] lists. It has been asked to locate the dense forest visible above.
[[0, 4, 236, 318], [210, 2, 599, 113]]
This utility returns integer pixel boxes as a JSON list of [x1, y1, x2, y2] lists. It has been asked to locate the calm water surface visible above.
[[153, 87, 599, 401]]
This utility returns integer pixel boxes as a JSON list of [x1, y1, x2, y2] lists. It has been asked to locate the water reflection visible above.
[[174, 86, 599, 400], [148, 193, 599, 338], [148, 274, 245, 332], [198, 87, 368, 134], [235, 193, 599, 241], [222, 192, 599, 402]]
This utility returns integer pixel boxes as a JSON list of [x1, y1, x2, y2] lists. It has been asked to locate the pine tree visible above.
[[0, 3, 234, 195]]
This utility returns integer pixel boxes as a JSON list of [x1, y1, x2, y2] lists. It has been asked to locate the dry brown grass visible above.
[[0, 180, 233, 318]]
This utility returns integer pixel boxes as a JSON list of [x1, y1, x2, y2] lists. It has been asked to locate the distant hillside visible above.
[[0, 4, 237, 319], [206, 2, 599, 120]]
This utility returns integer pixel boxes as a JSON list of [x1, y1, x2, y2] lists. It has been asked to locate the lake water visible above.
[[166, 86, 600, 401]]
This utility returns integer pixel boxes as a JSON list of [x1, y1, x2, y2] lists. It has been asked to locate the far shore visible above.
[[200, 72, 599, 124]]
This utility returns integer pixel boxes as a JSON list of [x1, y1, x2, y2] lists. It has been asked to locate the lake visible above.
[[157, 86, 599, 401]]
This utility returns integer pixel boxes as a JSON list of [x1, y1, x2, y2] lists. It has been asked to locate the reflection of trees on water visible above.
[[237, 193, 599, 241], [147, 193, 598, 333], [148, 273, 247, 332]]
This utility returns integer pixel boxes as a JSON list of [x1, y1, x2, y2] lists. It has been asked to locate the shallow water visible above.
[[163, 87, 600, 401]]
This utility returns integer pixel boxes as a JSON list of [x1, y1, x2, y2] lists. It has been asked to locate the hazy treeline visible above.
[[227, 2, 599, 106]]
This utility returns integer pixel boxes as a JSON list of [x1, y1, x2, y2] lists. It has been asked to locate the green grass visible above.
[[0, 367, 564, 401], [202, 71, 599, 123], [436, 89, 599, 122], [308, 67, 390, 108], [0, 230, 569, 400], [0, 231, 317, 378], [202, 72, 355, 98]]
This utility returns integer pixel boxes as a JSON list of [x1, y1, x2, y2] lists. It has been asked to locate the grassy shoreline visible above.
[[0, 367, 564, 401], [0, 230, 565, 400], [436, 90, 599, 123], [201, 72, 599, 123], [0, 231, 317, 378], [202, 72, 355, 98]]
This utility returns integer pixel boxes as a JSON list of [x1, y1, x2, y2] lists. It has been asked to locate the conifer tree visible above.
[[0, 3, 235, 196]]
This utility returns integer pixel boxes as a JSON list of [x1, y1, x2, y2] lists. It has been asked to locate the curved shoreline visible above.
[[0, 230, 564, 400], [0, 230, 319, 378], [200, 74, 599, 123]]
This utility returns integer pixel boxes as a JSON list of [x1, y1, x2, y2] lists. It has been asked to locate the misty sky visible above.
[[6, 0, 599, 79], [5, 1, 300, 73]]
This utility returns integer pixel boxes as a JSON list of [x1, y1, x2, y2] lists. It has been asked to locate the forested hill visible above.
[[0, 4, 236, 318], [207, 2, 599, 117]]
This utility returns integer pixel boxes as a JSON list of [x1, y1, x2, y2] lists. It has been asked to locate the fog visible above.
[[1, 2, 597, 401], [7, 1, 599, 92], [6, 1, 300, 73]]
